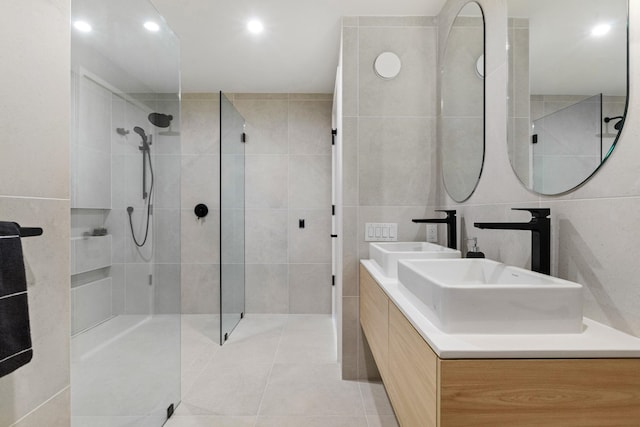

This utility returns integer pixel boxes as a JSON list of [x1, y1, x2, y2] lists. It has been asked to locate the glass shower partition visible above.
[[219, 93, 246, 344], [531, 94, 603, 194], [70, 0, 181, 425]]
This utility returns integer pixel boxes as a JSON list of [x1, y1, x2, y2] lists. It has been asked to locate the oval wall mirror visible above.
[[507, 0, 628, 195], [441, 2, 485, 202]]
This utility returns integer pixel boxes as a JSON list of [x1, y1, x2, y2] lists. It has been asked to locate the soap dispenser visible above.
[[465, 237, 485, 258]]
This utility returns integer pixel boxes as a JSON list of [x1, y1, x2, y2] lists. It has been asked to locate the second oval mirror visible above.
[[441, 2, 485, 202], [507, 0, 628, 195]]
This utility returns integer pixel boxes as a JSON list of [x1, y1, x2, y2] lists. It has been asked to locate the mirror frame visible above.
[[506, 0, 629, 196], [441, 1, 486, 203]]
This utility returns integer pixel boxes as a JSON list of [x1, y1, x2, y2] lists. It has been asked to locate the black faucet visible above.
[[412, 210, 457, 250], [474, 208, 550, 275]]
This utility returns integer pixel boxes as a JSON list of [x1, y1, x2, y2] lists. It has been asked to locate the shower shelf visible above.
[[70, 235, 112, 275]]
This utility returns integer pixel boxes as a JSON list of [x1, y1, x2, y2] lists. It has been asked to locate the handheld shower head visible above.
[[133, 126, 151, 150], [133, 126, 147, 142]]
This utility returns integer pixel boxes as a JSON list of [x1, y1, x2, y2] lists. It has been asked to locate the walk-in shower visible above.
[[530, 94, 625, 194], [70, 0, 181, 425]]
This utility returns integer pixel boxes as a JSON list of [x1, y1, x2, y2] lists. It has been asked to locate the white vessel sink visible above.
[[370, 242, 461, 277], [397, 259, 583, 334]]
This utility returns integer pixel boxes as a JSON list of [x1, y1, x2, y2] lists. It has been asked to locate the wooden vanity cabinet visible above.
[[360, 265, 390, 379], [387, 302, 438, 427], [359, 265, 640, 427]]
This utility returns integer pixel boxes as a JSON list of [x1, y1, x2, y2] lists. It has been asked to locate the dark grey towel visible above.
[[0, 222, 33, 377]]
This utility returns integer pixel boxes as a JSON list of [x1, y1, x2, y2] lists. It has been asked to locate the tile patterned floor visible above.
[[167, 315, 399, 427]]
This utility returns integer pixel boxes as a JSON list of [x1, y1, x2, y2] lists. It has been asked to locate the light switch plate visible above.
[[365, 223, 398, 242]]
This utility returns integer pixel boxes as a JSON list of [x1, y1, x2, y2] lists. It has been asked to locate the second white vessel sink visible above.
[[397, 258, 583, 334], [370, 242, 461, 277]]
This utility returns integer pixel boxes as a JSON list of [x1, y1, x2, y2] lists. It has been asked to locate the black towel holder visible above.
[[13, 223, 43, 238]]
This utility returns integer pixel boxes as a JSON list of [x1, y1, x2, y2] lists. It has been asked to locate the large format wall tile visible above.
[[74, 278, 112, 332], [341, 16, 439, 381], [246, 155, 289, 208], [289, 101, 333, 155], [181, 208, 220, 265], [289, 155, 332, 209], [289, 264, 332, 314], [74, 146, 111, 209], [342, 26, 359, 118], [341, 297, 359, 380], [245, 209, 288, 265], [182, 155, 220, 210], [181, 264, 220, 314], [110, 263, 125, 316], [542, 197, 640, 336], [358, 118, 434, 206], [342, 118, 358, 207], [0, 197, 70, 426], [13, 388, 70, 427], [359, 26, 437, 118], [0, 0, 70, 200], [181, 96, 219, 155], [182, 94, 333, 316], [154, 208, 181, 263], [245, 264, 289, 314], [234, 99, 289, 155], [153, 154, 182, 210], [125, 263, 152, 314], [288, 209, 332, 264], [2, 0, 71, 424], [154, 263, 182, 314], [342, 207, 359, 297]]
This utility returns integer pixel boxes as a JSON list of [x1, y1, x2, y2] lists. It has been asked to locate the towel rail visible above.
[[12, 223, 43, 238]]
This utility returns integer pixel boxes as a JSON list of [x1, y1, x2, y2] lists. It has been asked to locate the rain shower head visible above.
[[148, 112, 180, 136], [604, 116, 624, 131], [148, 112, 173, 128]]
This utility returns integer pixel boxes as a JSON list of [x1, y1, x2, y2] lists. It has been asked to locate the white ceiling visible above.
[[72, 0, 628, 96], [149, 0, 447, 93], [508, 0, 627, 96]]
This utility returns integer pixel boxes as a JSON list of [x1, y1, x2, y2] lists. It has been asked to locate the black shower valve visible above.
[[194, 203, 209, 219]]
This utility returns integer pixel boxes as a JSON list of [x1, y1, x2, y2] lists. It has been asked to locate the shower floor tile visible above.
[[169, 314, 398, 427], [71, 315, 181, 427]]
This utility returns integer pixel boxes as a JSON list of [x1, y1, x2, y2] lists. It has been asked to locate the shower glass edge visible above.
[[219, 92, 246, 345]]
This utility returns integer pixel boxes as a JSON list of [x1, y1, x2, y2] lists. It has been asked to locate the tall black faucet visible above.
[[412, 210, 457, 250], [474, 208, 550, 275]]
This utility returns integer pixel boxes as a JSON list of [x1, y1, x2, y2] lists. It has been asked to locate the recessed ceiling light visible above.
[[247, 19, 264, 34], [144, 21, 160, 32], [591, 23, 611, 37], [73, 20, 92, 33]]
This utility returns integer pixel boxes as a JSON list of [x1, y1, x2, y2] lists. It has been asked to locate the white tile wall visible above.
[[181, 94, 333, 315], [340, 16, 438, 380], [0, 0, 71, 424], [72, 76, 112, 209], [73, 278, 113, 334]]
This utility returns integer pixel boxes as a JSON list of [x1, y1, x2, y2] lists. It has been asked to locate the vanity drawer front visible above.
[[439, 358, 640, 426], [387, 302, 438, 427], [360, 265, 389, 378]]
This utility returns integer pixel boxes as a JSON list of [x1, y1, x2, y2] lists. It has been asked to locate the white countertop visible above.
[[361, 259, 640, 359]]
